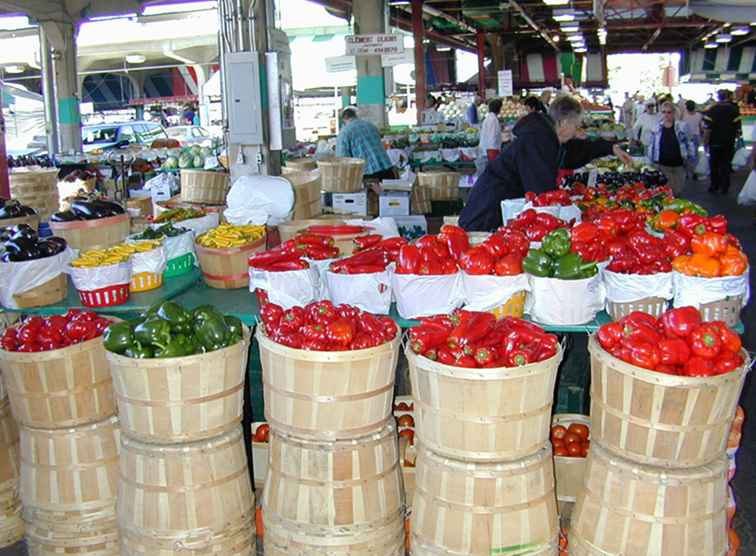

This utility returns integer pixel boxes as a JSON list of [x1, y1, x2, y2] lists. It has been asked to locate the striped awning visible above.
[[681, 46, 756, 83], [519, 52, 606, 88]]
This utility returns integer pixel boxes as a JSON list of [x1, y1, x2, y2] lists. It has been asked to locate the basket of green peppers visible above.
[[103, 301, 244, 358], [523, 228, 598, 280]]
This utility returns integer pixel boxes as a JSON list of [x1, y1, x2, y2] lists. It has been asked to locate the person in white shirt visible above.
[[681, 100, 703, 177], [633, 100, 660, 152], [479, 98, 503, 161], [421, 95, 443, 125]]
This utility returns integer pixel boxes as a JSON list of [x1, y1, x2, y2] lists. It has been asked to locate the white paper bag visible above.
[[737, 170, 756, 206], [0, 249, 76, 309], [249, 266, 320, 310], [391, 272, 464, 319], [131, 244, 167, 275], [462, 273, 530, 312], [69, 261, 132, 291], [672, 270, 750, 308], [604, 271, 674, 303], [325, 269, 392, 314], [526, 274, 605, 325]]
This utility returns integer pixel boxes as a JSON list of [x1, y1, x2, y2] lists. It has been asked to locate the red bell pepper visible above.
[[705, 215, 728, 235], [350, 334, 379, 350], [294, 233, 334, 247], [260, 303, 284, 332], [684, 356, 715, 377], [496, 228, 529, 257], [597, 322, 624, 350], [437, 347, 457, 366], [473, 346, 497, 366], [64, 319, 97, 343], [689, 325, 723, 359], [622, 339, 661, 370], [306, 301, 337, 325], [260, 260, 310, 271], [677, 214, 707, 238], [443, 233, 470, 261], [410, 327, 448, 354], [570, 222, 599, 244], [249, 249, 302, 268], [660, 307, 701, 338], [325, 319, 355, 347], [495, 254, 523, 276], [447, 312, 495, 347], [663, 229, 690, 258], [353, 234, 382, 251], [280, 307, 305, 331], [714, 352, 743, 375], [418, 315, 454, 332], [459, 246, 494, 275], [480, 234, 507, 259], [706, 321, 742, 354], [396, 245, 421, 274], [658, 338, 691, 366]]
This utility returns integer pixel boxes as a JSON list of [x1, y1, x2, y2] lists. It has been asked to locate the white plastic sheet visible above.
[[344, 217, 399, 238], [604, 271, 674, 304], [737, 171, 756, 206], [391, 272, 465, 319], [69, 260, 132, 291], [325, 269, 392, 314], [526, 274, 605, 325], [522, 202, 581, 223], [0, 249, 75, 309], [224, 175, 294, 226], [131, 244, 167, 275], [249, 267, 320, 310], [163, 230, 195, 261], [462, 273, 530, 312], [672, 270, 750, 308]]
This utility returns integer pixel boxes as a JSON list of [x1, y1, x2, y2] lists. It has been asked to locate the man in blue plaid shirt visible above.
[[336, 108, 396, 180]]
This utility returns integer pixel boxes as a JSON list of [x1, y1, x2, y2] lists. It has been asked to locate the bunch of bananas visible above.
[[197, 224, 265, 249], [71, 240, 162, 268]]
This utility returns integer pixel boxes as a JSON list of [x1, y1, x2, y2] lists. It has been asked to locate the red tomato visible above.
[[397, 414, 415, 428], [568, 423, 590, 441], [567, 443, 582, 457], [580, 443, 589, 457], [253, 423, 270, 443], [395, 402, 410, 412], [399, 429, 415, 445], [551, 425, 567, 441], [551, 439, 565, 450], [563, 432, 581, 445], [554, 446, 569, 457]]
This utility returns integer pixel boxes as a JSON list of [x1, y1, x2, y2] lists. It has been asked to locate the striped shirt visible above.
[[336, 118, 392, 176]]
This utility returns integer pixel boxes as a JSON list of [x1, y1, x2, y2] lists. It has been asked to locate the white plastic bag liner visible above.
[[501, 198, 527, 224], [523, 202, 581, 223], [732, 146, 750, 170], [462, 273, 530, 312], [224, 175, 294, 226], [441, 148, 460, 162], [737, 170, 756, 206], [391, 272, 465, 319], [69, 260, 132, 291], [249, 267, 320, 310], [604, 270, 673, 303], [672, 270, 750, 308], [163, 230, 195, 260], [325, 269, 392, 314], [526, 274, 605, 325], [304, 257, 336, 298], [344, 217, 399, 238], [131, 244, 167, 275], [152, 213, 219, 236], [0, 249, 76, 309]]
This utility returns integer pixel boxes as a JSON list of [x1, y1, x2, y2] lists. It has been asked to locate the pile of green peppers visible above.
[[104, 301, 244, 358], [522, 228, 598, 280]]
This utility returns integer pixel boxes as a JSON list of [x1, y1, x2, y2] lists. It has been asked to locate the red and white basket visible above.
[[78, 283, 130, 307], [69, 260, 132, 307]]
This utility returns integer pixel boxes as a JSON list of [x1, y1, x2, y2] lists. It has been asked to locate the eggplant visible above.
[[9, 224, 36, 241], [70, 201, 99, 220], [36, 239, 64, 258], [45, 237, 67, 253], [4, 238, 41, 260], [91, 199, 125, 215], [50, 210, 80, 222], [0, 198, 5, 208]]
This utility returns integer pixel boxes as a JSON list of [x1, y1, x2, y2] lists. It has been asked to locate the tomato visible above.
[[551, 425, 567, 441], [554, 446, 569, 457], [567, 443, 582, 457], [403, 459, 415, 468], [395, 402, 410, 412], [567, 423, 590, 441], [397, 414, 415, 428], [580, 443, 589, 457], [399, 429, 415, 445], [563, 432, 581, 445], [551, 439, 564, 449], [253, 423, 270, 443]]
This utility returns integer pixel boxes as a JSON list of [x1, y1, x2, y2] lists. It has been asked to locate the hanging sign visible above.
[[497, 70, 513, 97], [345, 34, 403, 56], [381, 50, 414, 67], [325, 56, 356, 73]]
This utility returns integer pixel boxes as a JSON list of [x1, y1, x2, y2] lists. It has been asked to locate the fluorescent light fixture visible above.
[[574, 47, 587, 53], [437, 46, 451, 51], [0, 16, 29, 30], [552, 34, 560, 42], [704, 42, 718, 49], [598, 35, 606, 45], [125, 54, 146, 64], [142, 1, 216, 15], [567, 34, 584, 42], [89, 13, 137, 21], [716, 33, 732, 43], [731, 26, 749, 36], [560, 23, 579, 32], [543, 0, 570, 5], [553, 9, 575, 22], [4, 65, 25, 74]]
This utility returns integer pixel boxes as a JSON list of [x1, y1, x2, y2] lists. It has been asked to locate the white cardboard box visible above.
[[379, 190, 410, 217], [332, 191, 368, 216]]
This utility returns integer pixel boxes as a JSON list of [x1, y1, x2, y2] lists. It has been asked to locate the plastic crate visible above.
[[130, 271, 163, 293], [164, 252, 195, 279], [78, 283, 130, 307]]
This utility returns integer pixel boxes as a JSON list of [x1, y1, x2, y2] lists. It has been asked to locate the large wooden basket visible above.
[[0, 212, 40, 231], [317, 158, 365, 193], [589, 335, 749, 468], [262, 422, 404, 554], [257, 327, 400, 440], [106, 330, 250, 443], [417, 171, 460, 201], [407, 345, 563, 462], [0, 336, 116, 429], [196, 235, 266, 289], [49, 213, 130, 251], [285, 158, 317, 172], [118, 426, 254, 556], [9, 169, 59, 220], [12, 273, 68, 309], [283, 170, 322, 220], [411, 443, 558, 556], [0, 402, 22, 548], [569, 443, 728, 556], [180, 169, 230, 205]]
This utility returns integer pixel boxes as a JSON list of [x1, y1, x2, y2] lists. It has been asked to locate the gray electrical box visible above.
[[226, 51, 264, 145]]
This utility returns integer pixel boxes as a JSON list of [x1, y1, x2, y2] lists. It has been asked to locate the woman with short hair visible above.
[[648, 101, 695, 194]]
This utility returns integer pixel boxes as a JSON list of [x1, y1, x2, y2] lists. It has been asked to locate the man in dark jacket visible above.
[[704, 89, 741, 194]]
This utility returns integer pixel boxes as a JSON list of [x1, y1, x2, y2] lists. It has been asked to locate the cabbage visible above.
[[163, 156, 178, 170], [193, 156, 205, 169], [190, 145, 203, 156], [178, 154, 193, 169]]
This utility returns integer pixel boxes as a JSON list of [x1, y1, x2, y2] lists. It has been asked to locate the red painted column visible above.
[[411, 0, 426, 125], [0, 81, 8, 199], [476, 31, 487, 99]]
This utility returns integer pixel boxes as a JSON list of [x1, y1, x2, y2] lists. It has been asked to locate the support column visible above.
[[192, 65, 209, 127], [39, 27, 59, 157], [0, 80, 9, 198], [353, 0, 387, 127], [411, 0, 426, 124], [476, 31, 487, 99]]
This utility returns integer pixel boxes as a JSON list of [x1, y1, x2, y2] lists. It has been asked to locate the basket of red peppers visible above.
[[523, 190, 582, 222], [505, 209, 569, 243]]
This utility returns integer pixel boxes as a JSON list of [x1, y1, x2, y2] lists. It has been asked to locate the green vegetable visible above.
[[134, 318, 172, 349], [553, 253, 598, 280], [155, 334, 195, 358], [223, 315, 243, 344], [103, 322, 134, 354], [124, 343, 154, 359], [157, 301, 192, 334], [522, 249, 554, 277], [663, 199, 707, 216], [541, 228, 571, 258], [193, 305, 223, 325], [196, 314, 229, 352]]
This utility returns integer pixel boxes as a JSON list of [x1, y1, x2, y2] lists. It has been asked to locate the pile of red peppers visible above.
[[597, 307, 744, 376], [506, 209, 569, 242], [329, 236, 406, 274], [1, 310, 112, 352], [409, 311, 558, 369], [606, 230, 672, 274], [525, 189, 572, 207], [249, 233, 340, 271], [260, 300, 397, 351]]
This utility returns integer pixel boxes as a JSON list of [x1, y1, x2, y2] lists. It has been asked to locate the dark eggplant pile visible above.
[[51, 196, 125, 222], [0, 224, 68, 262], [0, 199, 37, 220]]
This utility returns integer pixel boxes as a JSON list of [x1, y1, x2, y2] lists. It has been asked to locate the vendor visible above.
[[421, 95, 444, 125], [336, 108, 396, 180], [459, 95, 633, 232], [479, 98, 504, 161]]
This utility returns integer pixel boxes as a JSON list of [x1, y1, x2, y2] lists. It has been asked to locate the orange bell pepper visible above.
[[719, 251, 748, 276], [688, 253, 721, 277], [690, 232, 728, 257], [671, 255, 690, 273], [655, 210, 679, 230]]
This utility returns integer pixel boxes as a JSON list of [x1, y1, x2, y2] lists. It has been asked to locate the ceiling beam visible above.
[[510, 0, 559, 51]]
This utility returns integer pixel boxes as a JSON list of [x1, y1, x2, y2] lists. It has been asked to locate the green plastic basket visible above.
[[163, 252, 195, 279]]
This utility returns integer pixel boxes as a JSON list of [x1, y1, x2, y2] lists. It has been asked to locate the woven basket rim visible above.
[[256, 325, 399, 361], [120, 424, 242, 454]]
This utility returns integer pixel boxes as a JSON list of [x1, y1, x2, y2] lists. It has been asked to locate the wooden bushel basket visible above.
[[9, 169, 59, 220], [589, 335, 749, 468], [257, 326, 400, 440], [0, 212, 40, 231], [317, 158, 365, 193], [569, 443, 728, 556], [12, 273, 68, 309], [49, 213, 130, 251], [118, 426, 255, 556], [0, 336, 116, 429], [407, 345, 563, 462], [285, 158, 317, 172], [411, 444, 558, 556], [196, 235, 266, 289], [417, 171, 460, 201], [180, 169, 230, 205], [262, 423, 405, 555], [700, 295, 744, 328], [0, 402, 22, 548], [606, 296, 668, 321], [106, 329, 250, 443]]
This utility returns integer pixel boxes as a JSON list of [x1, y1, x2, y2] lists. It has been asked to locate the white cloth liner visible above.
[[672, 270, 750, 308], [224, 174, 294, 226], [604, 270, 674, 304], [526, 273, 605, 325], [69, 260, 132, 291], [325, 269, 392, 314], [0, 249, 76, 309], [391, 272, 465, 319], [153, 213, 219, 236], [163, 230, 196, 261], [303, 257, 336, 298], [523, 201, 582, 223], [249, 266, 320, 310], [131, 244, 167, 275], [462, 273, 531, 312]]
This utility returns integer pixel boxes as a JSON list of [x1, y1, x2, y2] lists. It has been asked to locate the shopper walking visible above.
[[479, 98, 504, 161], [681, 100, 703, 177], [336, 107, 395, 180], [466, 96, 483, 125], [633, 100, 660, 153], [704, 89, 741, 194], [647, 102, 695, 195]]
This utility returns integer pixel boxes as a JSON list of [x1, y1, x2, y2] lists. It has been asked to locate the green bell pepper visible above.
[[196, 314, 229, 352], [125, 342, 154, 359], [103, 322, 135, 354], [663, 199, 707, 216], [134, 318, 172, 349], [223, 316, 243, 344], [541, 228, 571, 258], [192, 304, 223, 325], [155, 334, 195, 358], [553, 253, 598, 280], [158, 301, 192, 334], [141, 302, 163, 320], [522, 249, 554, 277]]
